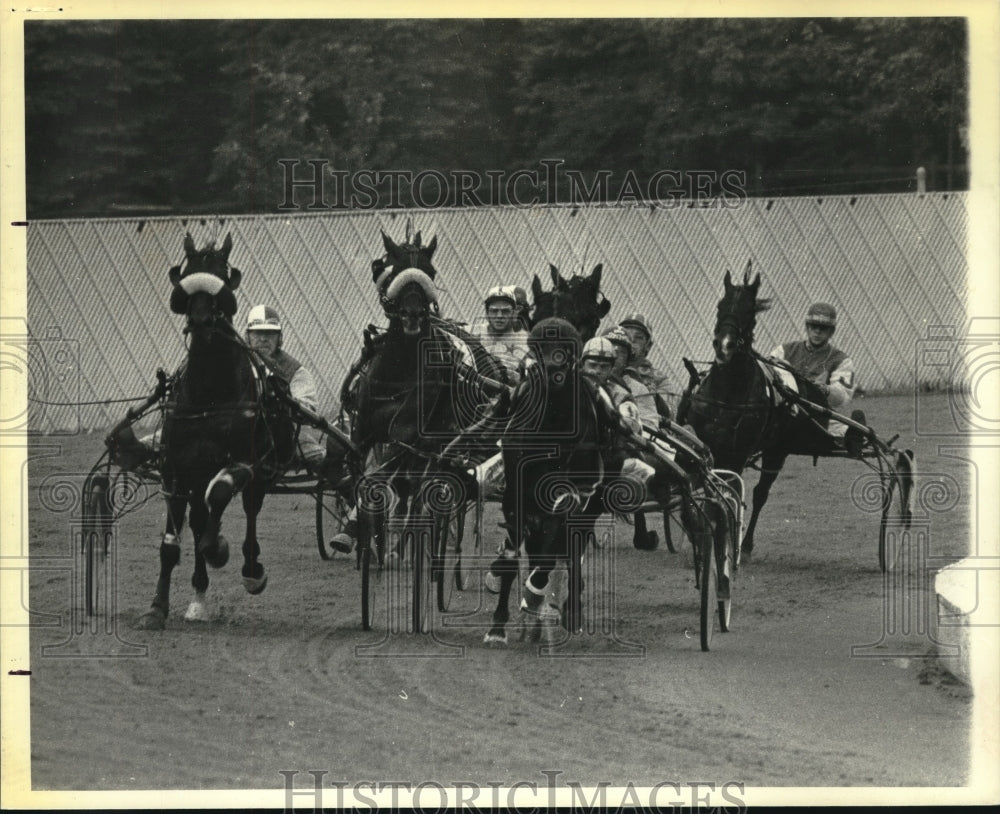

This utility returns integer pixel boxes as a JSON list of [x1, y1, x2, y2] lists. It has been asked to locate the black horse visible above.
[[370, 229, 508, 385], [529, 262, 611, 341], [485, 315, 725, 646], [485, 318, 605, 644], [679, 263, 854, 558], [344, 231, 502, 632], [138, 233, 295, 629]]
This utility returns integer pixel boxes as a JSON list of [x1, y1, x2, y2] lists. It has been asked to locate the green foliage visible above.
[[24, 17, 968, 218]]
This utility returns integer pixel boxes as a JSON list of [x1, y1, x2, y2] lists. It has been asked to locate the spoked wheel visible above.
[[82, 471, 113, 617], [879, 450, 915, 573], [410, 509, 434, 634], [315, 485, 330, 560], [435, 505, 460, 613], [698, 529, 716, 652], [716, 503, 735, 634], [360, 512, 386, 632], [451, 501, 477, 594], [662, 510, 678, 553]]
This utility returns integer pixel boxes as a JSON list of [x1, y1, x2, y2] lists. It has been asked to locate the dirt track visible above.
[[23, 394, 973, 799]]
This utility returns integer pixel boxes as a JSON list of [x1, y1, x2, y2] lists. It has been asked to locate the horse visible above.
[[137, 233, 295, 629], [484, 315, 728, 646], [371, 229, 509, 386], [679, 263, 844, 558], [344, 232, 501, 608], [529, 261, 668, 551], [529, 262, 611, 341], [484, 317, 605, 644]]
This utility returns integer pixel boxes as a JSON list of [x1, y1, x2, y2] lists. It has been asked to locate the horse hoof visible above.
[[634, 530, 659, 551], [483, 630, 508, 647], [242, 573, 267, 595], [137, 607, 166, 630], [740, 545, 753, 563], [184, 596, 209, 621], [202, 535, 230, 569]]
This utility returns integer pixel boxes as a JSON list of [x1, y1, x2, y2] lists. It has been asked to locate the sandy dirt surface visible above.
[[19, 394, 977, 801]]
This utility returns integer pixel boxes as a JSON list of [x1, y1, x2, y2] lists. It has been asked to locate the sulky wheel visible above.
[[82, 471, 113, 618], [359, 511, 386, 632], [716, 499, 735, 634], [698, 527, 717, 652], [408, 503, 435, 634], [314, 486, 330, 560], [879, 449, 915, 573], [452, 501, 478, 593]]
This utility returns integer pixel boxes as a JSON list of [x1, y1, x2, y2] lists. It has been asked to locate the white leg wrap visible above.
[[184, 592, 209, 622], [204, 470, 235, 506]]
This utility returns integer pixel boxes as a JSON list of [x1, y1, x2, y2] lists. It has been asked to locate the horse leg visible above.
[[742, 452, 787, 559], [199, 463, 252, 568], [139, 494, 187, 630], [240, 480, 268, 595], [184, 497, 211, 621], [484, 555, 519, 646], [520, 514, 562, 644]]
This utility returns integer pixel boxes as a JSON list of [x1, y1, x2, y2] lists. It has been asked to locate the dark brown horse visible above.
[[139, 233, 295, 629], [529, 263, 611, 341], [679, 263, 858, 558]]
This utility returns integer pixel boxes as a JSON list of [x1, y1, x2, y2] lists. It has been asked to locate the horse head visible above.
[[168, 232, 242, 335], [713, 260, 770, 364], [374, 229, 438, 286], [372, 230, 442, 337], [529, 263, 611, 341]]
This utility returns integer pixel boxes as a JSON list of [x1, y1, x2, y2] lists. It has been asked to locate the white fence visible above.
[[23, 192, 966, 433]]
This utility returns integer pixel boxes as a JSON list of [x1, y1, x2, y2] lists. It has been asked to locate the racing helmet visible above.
[[602, 326, 634, 361], [484, 285, 517, 309], [581, 336, 617, 362], [805, 302, 837, 328], [246, 304, 282, 332]]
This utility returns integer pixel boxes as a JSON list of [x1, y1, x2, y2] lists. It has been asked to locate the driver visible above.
[[477, 285, 531, 385], [768, 302, 866, 455]]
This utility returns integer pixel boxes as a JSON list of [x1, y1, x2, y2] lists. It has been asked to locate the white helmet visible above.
[[484, 285, 517, 308], [246, 304, 282, 332], [581, 336, 616, 362]]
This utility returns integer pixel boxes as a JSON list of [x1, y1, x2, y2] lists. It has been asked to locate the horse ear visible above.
[[381, 230, 406, 268], [531, 274, 544, 301], [168, 264, 182, 287], [749, 272, 761, 294], [549, 264, 562, 288], [426, 235, 437, 259], [589, 263, 603, 289], [183, 233, 196, 257], [723, 270, 733, 291], [228, 266, 242, 291], [742, 258, 753, 286], [413, 230, 422, 247], [221, 232, 233, 261], [598, 298, 611, 318]]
